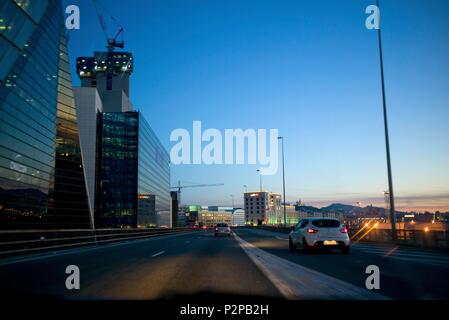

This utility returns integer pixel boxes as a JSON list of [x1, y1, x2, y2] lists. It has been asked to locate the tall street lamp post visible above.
[[256, 169, 262, 192], [278, 136, 286, 226], [376, 0, 397, 241]]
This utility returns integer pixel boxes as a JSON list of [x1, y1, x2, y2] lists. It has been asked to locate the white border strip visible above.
[[234, 233, 389, 300]]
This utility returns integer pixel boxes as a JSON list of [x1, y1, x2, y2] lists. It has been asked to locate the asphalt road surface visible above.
[[0, 228, 448, 300], [235, 228, 449, 299]]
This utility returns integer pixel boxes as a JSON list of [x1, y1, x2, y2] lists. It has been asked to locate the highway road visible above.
[[235, 228, 449, 299], [0, 228, 448, 300]]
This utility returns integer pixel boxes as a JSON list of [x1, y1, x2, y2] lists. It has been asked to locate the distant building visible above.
[[184, 205, 201, 226], [232, 209, 245, 226], [177, 210, 186, 227], [267, 205, 299, 225], [138, 194, 156, 226], [208, 206, 235, 212], [171, 191, 179, 227], [157, 211, 171, 228], [244, 192, 281, 225], [199, 210, 232, 226]]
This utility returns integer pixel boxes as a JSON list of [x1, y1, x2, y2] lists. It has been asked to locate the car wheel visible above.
[[289, 237, 296, 251], [341, 246, 350, 255], [303, 238, 312, 253]]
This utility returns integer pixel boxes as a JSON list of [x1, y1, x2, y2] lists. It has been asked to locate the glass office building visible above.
[[96, 112, 170, 228], [0, 0, 90, 229]]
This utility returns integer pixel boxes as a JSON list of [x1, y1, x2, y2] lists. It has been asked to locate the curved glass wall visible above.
[[0, 0, 90, 229]]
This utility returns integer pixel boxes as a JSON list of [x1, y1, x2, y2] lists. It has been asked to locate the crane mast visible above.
[[92, 0, 126, 91]]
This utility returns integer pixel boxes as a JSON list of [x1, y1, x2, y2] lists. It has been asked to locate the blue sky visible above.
[[64, 0, 449, 211]]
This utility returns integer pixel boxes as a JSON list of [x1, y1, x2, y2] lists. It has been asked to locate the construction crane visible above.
[[92, 0, 125, 52], [171, 181, 224, 205], [91, 0, 127, 91]]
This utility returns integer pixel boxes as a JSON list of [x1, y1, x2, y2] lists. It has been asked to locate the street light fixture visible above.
[[277, 136, 286, 227], [256, 169, 262, 192]]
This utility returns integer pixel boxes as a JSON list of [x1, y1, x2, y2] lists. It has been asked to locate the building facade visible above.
[[232, 209, 245, 226], [95, 112, 170, 228], [73, 87, 103, 221], [170, 191, 179, 227], [0, 0, 91, 229], [244, 191, 281, 225], [199, 210, 232, 226]]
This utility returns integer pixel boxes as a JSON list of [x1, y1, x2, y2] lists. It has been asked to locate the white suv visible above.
[[289, 218, 350, 254]]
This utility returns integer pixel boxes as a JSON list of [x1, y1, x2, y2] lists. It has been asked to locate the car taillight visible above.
[[215, 228, 218, 231], [340, 227, 348, 233], [307, 228, 318, 233]]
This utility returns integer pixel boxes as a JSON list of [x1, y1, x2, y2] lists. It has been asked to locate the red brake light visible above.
[[307, 228, 318, 233], [340, 227, 348, 233]]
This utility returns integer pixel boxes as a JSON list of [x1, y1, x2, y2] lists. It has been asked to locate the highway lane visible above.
[[1, 227, 448, 300], [234, 228, 449, 300], [0, 230, 281, 299]]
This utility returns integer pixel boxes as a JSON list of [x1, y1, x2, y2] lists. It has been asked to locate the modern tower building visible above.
[[95, 112, 171, 228], [74, 42, 171, 229], [0, 0, 91, 229]]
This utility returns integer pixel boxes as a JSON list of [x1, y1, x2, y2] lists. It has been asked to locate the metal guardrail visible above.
[[0, 227, 197, 258], [356, 229, 449, 250], [243, 226, 449, 250]]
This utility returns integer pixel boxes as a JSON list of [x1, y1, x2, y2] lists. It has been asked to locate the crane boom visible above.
[[92, 0, 125, 52], [171, 181, 224, 205], [171, 183, 224, 189]]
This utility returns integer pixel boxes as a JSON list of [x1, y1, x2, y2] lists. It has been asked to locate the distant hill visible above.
[[295, 202, 404, 218], [321, 203, 358, 213]]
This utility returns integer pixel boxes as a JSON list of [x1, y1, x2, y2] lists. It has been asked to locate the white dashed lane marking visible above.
[[152, 251, 165, 257]]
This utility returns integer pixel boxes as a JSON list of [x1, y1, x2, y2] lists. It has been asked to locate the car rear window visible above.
[[217, 223, 228, 227], [311, 219, 340, 228]]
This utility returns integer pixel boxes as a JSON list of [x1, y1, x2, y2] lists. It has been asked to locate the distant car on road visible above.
[[214, 223, 231, 237], [289, 218, 350, 254]]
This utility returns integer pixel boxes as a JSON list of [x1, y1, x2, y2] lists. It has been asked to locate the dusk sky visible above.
[[64, 0, 449, 211]]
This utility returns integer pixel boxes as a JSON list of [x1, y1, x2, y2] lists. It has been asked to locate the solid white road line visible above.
[[152, 251, 165, 257], [234, 233, 389, 300]]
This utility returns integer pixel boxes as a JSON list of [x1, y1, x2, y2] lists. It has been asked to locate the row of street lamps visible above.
[[236, 1, 397, 238]]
